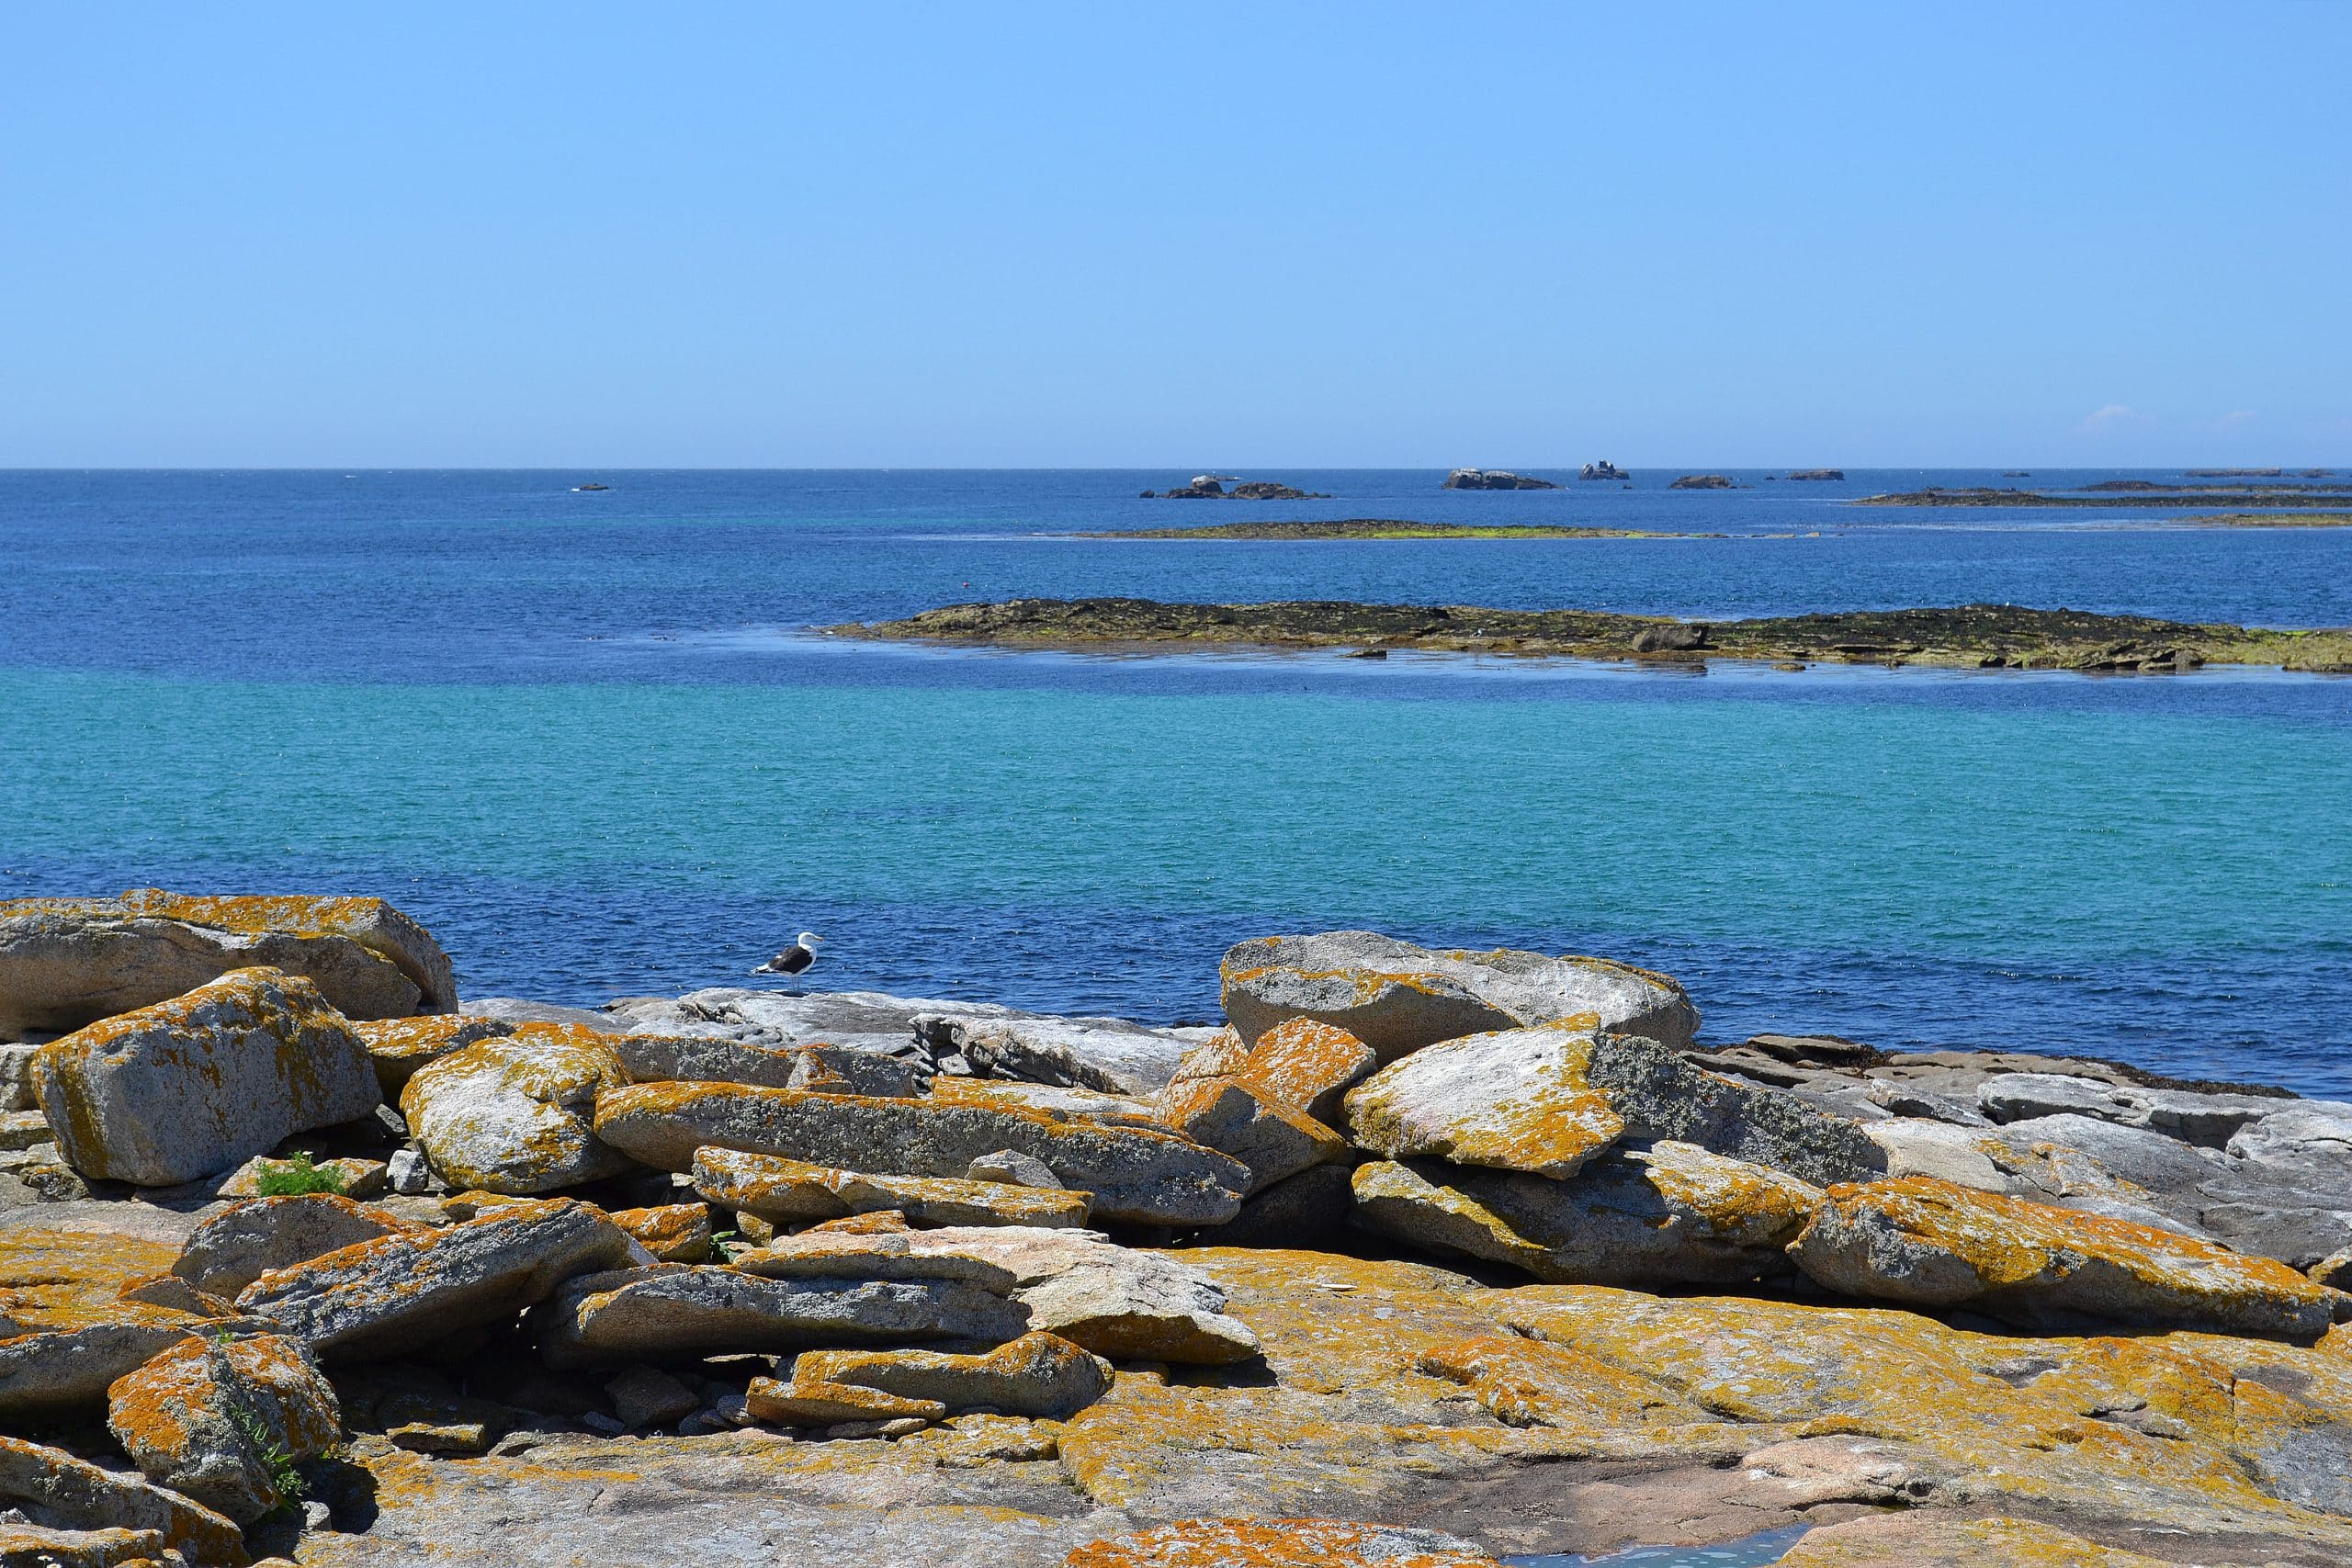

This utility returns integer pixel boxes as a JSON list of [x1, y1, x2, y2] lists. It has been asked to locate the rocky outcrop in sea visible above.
[[1441, 468, 1559, 490], [2, 896, 2350, 1564]]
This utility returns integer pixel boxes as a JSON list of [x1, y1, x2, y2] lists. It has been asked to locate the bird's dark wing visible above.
[[775, 946, 813, 976]]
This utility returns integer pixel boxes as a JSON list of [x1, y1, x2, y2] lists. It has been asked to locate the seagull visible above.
[[755, 931, 825, 977]]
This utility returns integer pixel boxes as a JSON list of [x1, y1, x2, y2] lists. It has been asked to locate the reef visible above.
[[831, 598, 2352, 673], [1068, 519, 1712, 541]]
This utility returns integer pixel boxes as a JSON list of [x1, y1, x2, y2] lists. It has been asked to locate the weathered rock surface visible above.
[[354, 1014, 514, 1094], [0, 1520, 175, 1566], [105, 1331, 341, 1522], [34, 966, 382, 1187], [934, 1015, 1209, 1097], [1581, 1032, 1885, 1187], [0, 1225, 215, 1416], [1342, 1023, 1623, 1178], [400, 1030, 633, 1195], [791, 1330, 1111, 1418], [594, 1084, 1249, 1226], [605, 1202, 713, 1263], [1792, 1175, 2342, 1337], [217, 1152, 388, 1201], [0, 889, 456, 1037], [0, 1434, 245, 1566], [173, 1193, 418, 1298], [1069, 1518, 1501, 1566], [234, 1197, 648, 1358], [1226, 1018, 1378, 1123], [1220, 931, 1696, 1061], [529, 1263, 1029, 1368], [906, 1226, 1261, 1364], [1773, 1513, 2175, 1566], [1153, 1077, 1345, 1194], [694, 1147, 1093, 1229], [743, 1374, 944, 1425], [1352, 1143, 1819, 1286]]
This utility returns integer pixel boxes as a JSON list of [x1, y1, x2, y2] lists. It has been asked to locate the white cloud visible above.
[[2075, 403, 2140, 432], [2217, 409, 2257, 427]]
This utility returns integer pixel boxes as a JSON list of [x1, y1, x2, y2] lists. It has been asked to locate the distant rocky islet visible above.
[[4, 896, 2352, 1563]]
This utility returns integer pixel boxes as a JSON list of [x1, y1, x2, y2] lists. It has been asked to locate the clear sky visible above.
[[3, 2, 2346, 468]]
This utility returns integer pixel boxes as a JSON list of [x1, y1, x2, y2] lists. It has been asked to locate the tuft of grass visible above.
[[253, 1151, 347, 1198]]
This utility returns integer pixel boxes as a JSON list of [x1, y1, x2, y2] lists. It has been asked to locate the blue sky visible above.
[[2, 3, 2346, 468]]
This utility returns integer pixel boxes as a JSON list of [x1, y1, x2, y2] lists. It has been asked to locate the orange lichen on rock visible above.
[[1340, 1022, 1623, 1178], [1231, 1018, 1378, 1122], [1774, 1512, 2181, 1566], [1792, 1174, 2344, 1337], [606, 1202, 714, 1263], [1065, 1517, 1503, 1568]]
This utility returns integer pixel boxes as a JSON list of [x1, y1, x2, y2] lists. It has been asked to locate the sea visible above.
[[4, 468, 2348, 1095]]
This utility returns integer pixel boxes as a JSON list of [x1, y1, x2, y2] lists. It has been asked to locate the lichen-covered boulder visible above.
[[594, 1083, 1250, 1227], [234, 1197, 649, 1359], [1219, 931, 1697, 1060], [32, 966, 382, 1187], [1153, 1076, 1346, 1195], [173, 1193, 421, 1298], [217, 1152, 388, 1200], [1351, 1143, 1820, 1286], [105, 1331, 341, 1523], [792, 1329, 1111, 1419], [400, 1031, 633, 1195], [1342, 1022, 1624, 1178], [0, 1227, 220, 1417], [693, 1147, 1092, 1228], [1231, 1018, 1379, 1122], [610, 1031, 921, 1097], [355, 1013, 515, 1094], [0, 1433, 246, 1566], [1773, 1513, 2179, 1567], [606, 1202, 714, 1262], [0, 1521, 171, 1566], [1791, 1175, 2343, 1337], [744, 1375, 944, 1426], [0, 888, 455, 1036], [529, 1263, 1030, 1368]]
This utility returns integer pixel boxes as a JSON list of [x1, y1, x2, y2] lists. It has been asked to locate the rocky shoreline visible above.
[[830, 597, 2352, 674], [1, 897, 2351, 1565], [1856, 484, 2352, 509]]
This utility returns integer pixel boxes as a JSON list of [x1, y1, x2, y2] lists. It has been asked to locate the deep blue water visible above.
[[5, 469, 2348, 1092]]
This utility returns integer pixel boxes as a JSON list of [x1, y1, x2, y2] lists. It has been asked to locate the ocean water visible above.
[[5, 469, 2348, 1093]]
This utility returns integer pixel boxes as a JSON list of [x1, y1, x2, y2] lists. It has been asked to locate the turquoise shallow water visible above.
[[6, 468, 2349, 1091], [6, 648, 2347, 1091]]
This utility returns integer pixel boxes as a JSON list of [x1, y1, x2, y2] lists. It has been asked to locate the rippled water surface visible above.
[[5, 470, 2347, 1092]]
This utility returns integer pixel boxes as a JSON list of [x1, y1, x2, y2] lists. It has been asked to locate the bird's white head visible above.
[[797, 931, 824, 948]]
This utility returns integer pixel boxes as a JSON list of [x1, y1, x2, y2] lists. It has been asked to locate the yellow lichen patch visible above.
[[0, 1228, 191, 1332], [607, 1203, 713, 1263], [1340, 1023, 1623, 1178], [695, 1145, 1093, 1227], [355, 1014, 514, 1090], [1775, 1513, 2180, 1567], [1413, 1335, 1722, 1437], [744, 1373, 944, 1425], [1479, 1284, 2352, 1543], [1065, 1517, 1502, 1568], [926, 1076, 1155, 1122], [1232, 1019, 1376, 1119], [1640, 1141, 1820, 1241], [1795, 1175, 2341, 1336]]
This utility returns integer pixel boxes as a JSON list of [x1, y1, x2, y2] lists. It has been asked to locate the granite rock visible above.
[[693, 1146, 1092, 1229], [1342, 1022, 1623, 1179], [400, 1030, 634, 1195], [173, 1193, 419, 1298], [106, 1331, 341, 1523]]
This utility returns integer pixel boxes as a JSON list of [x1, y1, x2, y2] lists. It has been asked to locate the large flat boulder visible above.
[[529, 1263, 1029, 1368], [1790, 1175, 2342, 1337], [401, 1030, 634, 1195], [32, 966, 382, 1187], [695, 1146, 1091, 1228], [935, 1015, 1210, 1097], [1351, 1142, 1819, 1287], [234, 1197, 648, 1359], [355, 1014, 515, 1094], [106, 1330, 341, 1523], [173, 1193, 421, 1298], [1219, 931, 1697, 1061], [0, 888, 454, 1037], [594, 1083, 1249, 1227], [1341, 1022, 1624, 1179]]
